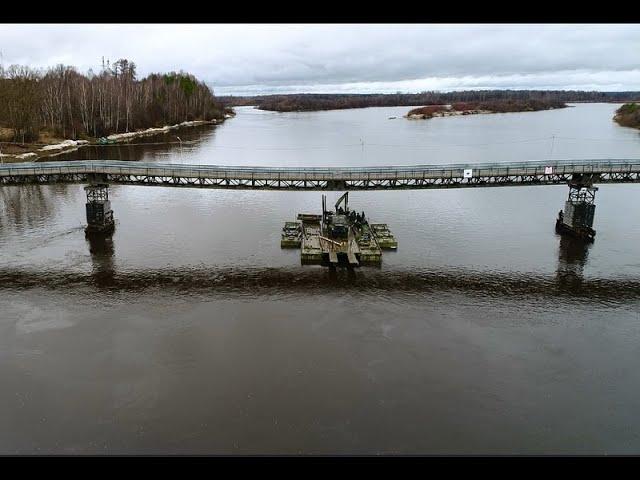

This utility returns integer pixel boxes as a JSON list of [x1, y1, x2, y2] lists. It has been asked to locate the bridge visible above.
[[1, 159, 639, 190], [1, 158, 639, 239]]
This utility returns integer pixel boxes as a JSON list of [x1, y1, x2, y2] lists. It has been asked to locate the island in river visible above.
[[613, 103, 640, 130], [406, 99, 567, 119]]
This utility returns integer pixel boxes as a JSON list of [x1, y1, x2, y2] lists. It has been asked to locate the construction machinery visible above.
[[280, 193, 398, 268]]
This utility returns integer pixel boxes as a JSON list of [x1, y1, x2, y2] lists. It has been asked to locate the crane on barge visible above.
[[280, 193, 397, 268]]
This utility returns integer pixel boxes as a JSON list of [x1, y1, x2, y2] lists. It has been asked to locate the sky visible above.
[[0, 24, 639, 95]]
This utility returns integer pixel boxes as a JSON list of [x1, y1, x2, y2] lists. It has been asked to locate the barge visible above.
[[280, 193, 398, 267]]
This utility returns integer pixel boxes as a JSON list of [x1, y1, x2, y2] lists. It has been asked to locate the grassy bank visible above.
[[613, 103, 640, 129]]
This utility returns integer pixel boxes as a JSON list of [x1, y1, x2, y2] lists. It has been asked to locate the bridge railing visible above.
[[1, 159, 640, 182]]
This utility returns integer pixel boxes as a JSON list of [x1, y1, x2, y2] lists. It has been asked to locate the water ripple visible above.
[[0, 265, 638, 306]]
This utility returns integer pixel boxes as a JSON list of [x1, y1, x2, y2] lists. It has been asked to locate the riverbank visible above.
[[0, 114, 235, 163]]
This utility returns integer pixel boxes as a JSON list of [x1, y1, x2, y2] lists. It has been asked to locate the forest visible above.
[[0, 59, 229, 144], [219, 90, 640, 112]]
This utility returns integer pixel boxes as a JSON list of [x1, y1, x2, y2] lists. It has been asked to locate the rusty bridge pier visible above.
[[555, 174, 598, 242], [84, 177, 115, 235]]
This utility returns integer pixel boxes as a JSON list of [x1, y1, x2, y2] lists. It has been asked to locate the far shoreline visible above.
[[220, 91, 640, 114], [234, 103, 580, 115]]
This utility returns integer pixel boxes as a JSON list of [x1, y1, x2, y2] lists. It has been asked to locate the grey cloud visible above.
[[0, 24, 638, 93]]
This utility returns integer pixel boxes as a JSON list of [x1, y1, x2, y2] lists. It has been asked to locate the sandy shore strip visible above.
[[0, 114, 235, 163], [102, 119, 224, 143]]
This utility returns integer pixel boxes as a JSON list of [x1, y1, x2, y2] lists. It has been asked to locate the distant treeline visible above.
[[451, 99, 566, 112], [614, 103, 640, 129], [0, 59, 229, 143], [219, 90, 640, 112]]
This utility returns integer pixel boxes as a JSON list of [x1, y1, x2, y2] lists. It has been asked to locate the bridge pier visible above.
[[555, 174, 598, 242], [84, 183, 115, 235], [326, 180, 347, 190]]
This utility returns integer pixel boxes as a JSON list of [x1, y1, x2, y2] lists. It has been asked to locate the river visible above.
[[1, 103, 640, 454]]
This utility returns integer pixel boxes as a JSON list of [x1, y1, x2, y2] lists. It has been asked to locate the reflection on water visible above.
[[86, 232, 115, 282], [557, 234, 591, 268], [557, 233, 590, 272], [555, 234, 593, 290], [0, 185, 65, 234]]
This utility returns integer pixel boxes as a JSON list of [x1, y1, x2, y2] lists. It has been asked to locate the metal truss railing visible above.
[[1, 159, 639, 190]]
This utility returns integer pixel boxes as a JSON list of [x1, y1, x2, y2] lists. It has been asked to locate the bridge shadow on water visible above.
[[0, 233, 638, 304]]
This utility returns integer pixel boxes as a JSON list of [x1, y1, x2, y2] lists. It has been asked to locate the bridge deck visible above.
[[1, 159, 639, 190]]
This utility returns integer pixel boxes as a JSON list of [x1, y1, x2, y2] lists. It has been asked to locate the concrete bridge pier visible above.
[[555, 174, 599, 242], [84, 183, 115, 236]]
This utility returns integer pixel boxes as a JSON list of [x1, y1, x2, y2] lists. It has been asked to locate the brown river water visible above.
[[1, 104, 640, 454]]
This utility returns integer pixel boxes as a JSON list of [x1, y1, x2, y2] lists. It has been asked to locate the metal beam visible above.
[[0, 159, 639, 191]]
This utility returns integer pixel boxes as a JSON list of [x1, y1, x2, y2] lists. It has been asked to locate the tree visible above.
[[0, 58, 226, 142]]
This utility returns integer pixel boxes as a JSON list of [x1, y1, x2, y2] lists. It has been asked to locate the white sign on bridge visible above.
[[544, 166, 554, 175], [463, 169, 473, 178]]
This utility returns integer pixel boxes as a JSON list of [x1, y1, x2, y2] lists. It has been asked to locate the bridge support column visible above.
[[555, 175, 597, 242], [326, 180, 347, 191], [84, 183, 115, 235]]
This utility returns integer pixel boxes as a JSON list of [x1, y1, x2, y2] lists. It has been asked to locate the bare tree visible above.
[[0, 58, 225, 142]]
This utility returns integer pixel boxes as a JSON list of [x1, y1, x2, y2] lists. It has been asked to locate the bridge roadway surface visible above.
[[1, 159, 639, 190]]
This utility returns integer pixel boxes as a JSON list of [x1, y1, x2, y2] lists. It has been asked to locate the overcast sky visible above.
[[0, 24, 638, 94]]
